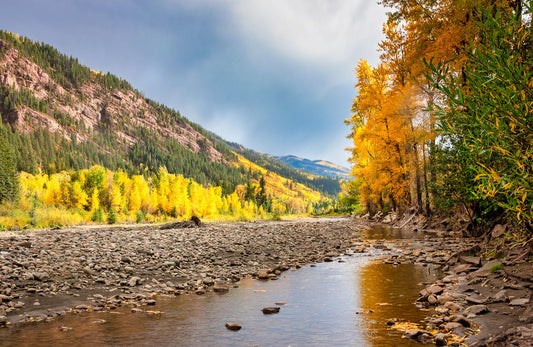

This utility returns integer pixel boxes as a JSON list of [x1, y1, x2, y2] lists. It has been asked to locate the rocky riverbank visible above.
[[0, 217, 367, 326], [374, 224, 533, 346], [1, 217, 531, 346]]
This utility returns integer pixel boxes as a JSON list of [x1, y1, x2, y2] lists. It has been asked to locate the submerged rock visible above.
[[262, 307, 280, 314], [225, 322, 242, 331]]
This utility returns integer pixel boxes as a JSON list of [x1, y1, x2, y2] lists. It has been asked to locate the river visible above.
[[1, 225, 439, 346]]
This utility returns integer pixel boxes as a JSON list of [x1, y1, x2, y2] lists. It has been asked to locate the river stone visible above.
[[213, 282, 229, 293], [473, 259, 503, 275], [463, 304, 489, 318], [442, 275, 457, 283], [33, 271, 50, 281], [403, 329, 425, 339], [450, 315, 471, 327], [438, 293, 455, 305], [434, 332, 447, 345], [428, 295, 439, 305], [492, 289, 508, 303], [519, 305, 533, 323], [459, 256, 481, 267], [444, 322, 463, 331], [202, 278, 214, 286], [257, 270, 269, 279], [427, 285, 444, 295], [275, 301, 286, 306], [262, 307, 280, 314], [225, 322, 242, 331], [466, 295, 487, 304], [0, 316, 6, 325], [59, 325, 72, 332], [510, 298, 530, 306], [444, 301, 463, 311], [452, 264, 472, 274], [128, 276, 141, 287]]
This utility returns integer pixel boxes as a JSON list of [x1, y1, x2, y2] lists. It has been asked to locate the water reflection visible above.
[[0, 257, 437, 347], [359, 261, 437, 346]]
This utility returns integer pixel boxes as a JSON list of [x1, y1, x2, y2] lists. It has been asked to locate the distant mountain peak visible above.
[[276, 155, 351, 179]]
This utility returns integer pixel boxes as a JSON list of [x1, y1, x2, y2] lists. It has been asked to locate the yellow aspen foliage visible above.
[[128, 178, 142, 213], [44, 174, 62, 207], [89, 188, 100, 213], [109, 182, 122, 210], [272, 201, 286, 214], [156, 167, 171, 214], [190, 181, 206, 217], [175, 179, 192, 218], [7, 162, 328, 229], [148, 189, 160, 215], [70, 181, 88, 209], [206, 187, 222, 217], [221, 196, 230, 215], [227, 192, 242, 214], [347, 60, 415, 213]]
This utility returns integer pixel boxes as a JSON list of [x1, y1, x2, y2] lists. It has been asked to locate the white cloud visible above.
[[227, 0, 385, 67]]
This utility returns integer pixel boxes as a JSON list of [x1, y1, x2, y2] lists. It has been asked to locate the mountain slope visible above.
[[217, 136, 343, 197], [0, 30, 338, 202], [277, 155, 351, 180]]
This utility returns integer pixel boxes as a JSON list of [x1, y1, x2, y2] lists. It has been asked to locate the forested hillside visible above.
[[345, 0, 532, 238], [0, 30, 337, 229], [220, 138, 344, 197]]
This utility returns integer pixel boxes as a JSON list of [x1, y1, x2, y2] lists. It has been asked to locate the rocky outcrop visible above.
[[0, 38, 223, 162]]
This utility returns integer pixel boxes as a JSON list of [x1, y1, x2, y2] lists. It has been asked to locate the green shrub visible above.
[[136, 210, 145, 223], [489, 263, 504, 273], [107, 206, 117, 224]]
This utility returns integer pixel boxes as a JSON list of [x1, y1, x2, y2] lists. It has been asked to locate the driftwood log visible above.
[[159, 216, 203, 230]]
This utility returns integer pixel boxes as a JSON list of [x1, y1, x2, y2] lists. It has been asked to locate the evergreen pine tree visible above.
[[0, 117, 19, 203]]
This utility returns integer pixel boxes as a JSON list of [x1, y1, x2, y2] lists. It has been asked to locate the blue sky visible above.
[[1, 0, 386, 167]]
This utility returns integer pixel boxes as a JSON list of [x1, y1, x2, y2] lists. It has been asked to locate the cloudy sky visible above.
[[1, 0, 386, 167]]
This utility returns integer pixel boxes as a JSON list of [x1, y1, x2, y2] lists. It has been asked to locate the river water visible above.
[[1, 226, 438, 346]]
